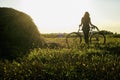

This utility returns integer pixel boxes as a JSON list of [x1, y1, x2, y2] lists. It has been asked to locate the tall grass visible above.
[[0, 34, 120, 80]]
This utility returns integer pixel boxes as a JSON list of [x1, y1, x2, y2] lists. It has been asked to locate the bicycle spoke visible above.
[[66, 32, 82, 48], [90, 32, 106, 44]]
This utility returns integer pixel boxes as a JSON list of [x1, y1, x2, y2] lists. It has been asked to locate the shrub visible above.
[[0, 7, 45, 60], [112, 33, 120, 38]]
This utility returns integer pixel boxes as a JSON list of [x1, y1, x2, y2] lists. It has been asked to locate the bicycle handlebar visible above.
[[78, 26, 100, 32], [91, 26, 100, 31]]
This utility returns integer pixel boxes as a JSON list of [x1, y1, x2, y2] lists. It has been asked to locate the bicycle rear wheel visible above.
[[90, 32, 106, 44], [66, 32, 82, 48]]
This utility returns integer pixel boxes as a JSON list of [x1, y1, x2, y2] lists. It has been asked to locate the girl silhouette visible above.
[[79, 12, 96, 44]]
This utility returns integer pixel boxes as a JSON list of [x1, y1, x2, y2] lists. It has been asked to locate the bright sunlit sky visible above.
[[0, 0, 120, 33]]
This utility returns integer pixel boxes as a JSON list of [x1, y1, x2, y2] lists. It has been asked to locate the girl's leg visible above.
[[83, 30, 89, 44]]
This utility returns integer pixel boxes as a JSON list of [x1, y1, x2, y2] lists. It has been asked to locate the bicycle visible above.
[[66, 26, 106, 48]]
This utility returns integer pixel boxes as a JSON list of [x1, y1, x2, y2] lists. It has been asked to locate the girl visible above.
[[79, 12, 96, 44]]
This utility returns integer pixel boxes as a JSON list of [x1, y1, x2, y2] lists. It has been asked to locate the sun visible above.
[[20, 0, 45, 31], [20, 0, 94, 33]]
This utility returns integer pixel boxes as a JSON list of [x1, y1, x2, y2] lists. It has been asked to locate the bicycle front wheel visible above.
[[90, 32, 106, 44], [66, 32, 82, 48]]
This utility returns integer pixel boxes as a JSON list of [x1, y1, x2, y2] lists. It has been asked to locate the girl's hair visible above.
[[82, 12, 90, 24], [84, 12, 90, 18]]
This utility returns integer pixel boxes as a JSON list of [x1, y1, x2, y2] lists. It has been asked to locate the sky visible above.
[[0, 0, 120, 33]]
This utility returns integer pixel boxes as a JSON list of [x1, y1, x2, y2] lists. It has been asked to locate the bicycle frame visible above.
[[66, 26, 106, 48], [77, 26, 100, 37]]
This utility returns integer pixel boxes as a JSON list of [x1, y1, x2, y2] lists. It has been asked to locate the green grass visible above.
[[0, 34, 120, 80]]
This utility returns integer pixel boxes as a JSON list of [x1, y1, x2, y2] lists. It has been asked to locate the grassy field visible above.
[[0, 33, 120, 80]]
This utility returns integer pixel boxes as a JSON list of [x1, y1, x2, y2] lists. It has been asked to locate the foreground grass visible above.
[[0, 36, 120, 80], [1, 47, 120, 80]]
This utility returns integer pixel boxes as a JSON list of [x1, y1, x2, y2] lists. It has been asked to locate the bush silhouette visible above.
[[0, 7, 45, 60]]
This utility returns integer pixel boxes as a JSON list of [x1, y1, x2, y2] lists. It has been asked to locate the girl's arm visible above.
[[79, 18, 83, 28], [89, 18, 99, 30], [89, 18, 95, 27]]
